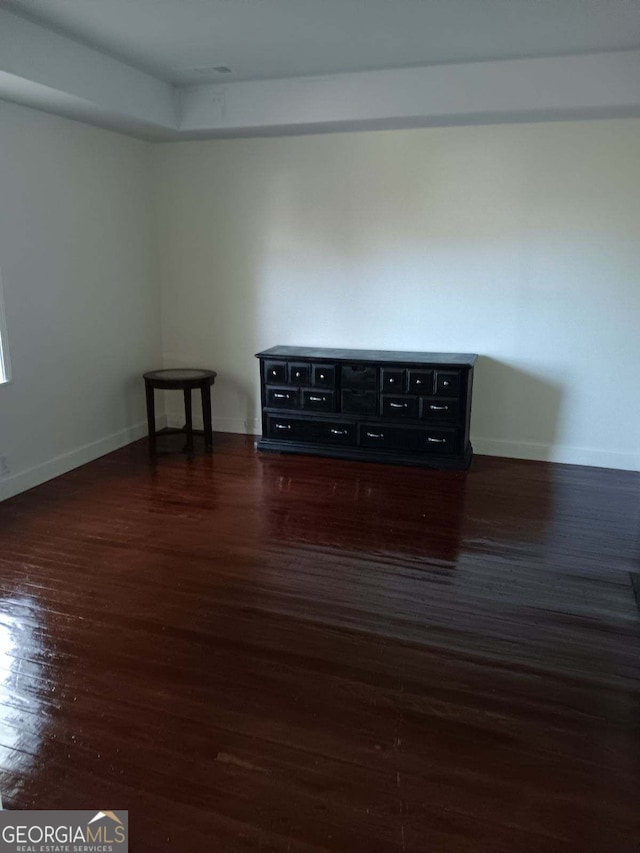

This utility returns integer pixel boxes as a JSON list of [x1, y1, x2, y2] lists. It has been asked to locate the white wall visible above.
[[0, 100, 163, 500], [153, 120, 640, 470]]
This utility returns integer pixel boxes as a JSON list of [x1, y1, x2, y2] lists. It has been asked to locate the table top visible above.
[[144, 368, 217, 386], [255, 346, 478, 366]]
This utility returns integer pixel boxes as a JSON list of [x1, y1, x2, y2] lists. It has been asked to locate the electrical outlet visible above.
[[0, 455, 9, 477]]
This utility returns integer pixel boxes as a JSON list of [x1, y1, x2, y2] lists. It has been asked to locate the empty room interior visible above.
[[0, 1, 640, 851]]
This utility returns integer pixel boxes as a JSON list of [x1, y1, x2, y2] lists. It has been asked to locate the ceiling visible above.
[[3, 0, 640, 85]]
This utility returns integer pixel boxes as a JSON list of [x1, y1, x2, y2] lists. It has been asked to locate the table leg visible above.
[[145, 381, 156, 455], [201, 382, 213, 451], [184, 388, 194, 451]]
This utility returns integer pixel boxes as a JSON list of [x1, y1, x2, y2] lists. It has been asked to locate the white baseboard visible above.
[[0, 416, 167, 502], [166, 411, 261, 435], [213, 416, 261, 435], [166, 409, 638, 471], [168, 410, 638, 471], [3, 417, 634, 503], [472, 436, 640, 471]]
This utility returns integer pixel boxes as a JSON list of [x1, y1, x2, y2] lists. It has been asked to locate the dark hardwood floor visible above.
[[0, 433, 639, 852]]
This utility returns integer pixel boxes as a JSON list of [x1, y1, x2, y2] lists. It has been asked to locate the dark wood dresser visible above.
[[255, 346, 478, 469]]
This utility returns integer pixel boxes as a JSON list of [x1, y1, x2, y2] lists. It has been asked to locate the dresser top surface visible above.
[[256, 346, 478, 366]]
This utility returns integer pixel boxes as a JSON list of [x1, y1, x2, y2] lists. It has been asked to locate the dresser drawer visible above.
[[265, 361, 287, 384], [421, 428, 458, 454], [380, 368, 406, 392], [359, 424, 423, 452], [341, 389, 377, 415], [289, 362, 310, 385], [266, 386, 300, 409], [359, 423, 458, 454], [267, 415, 355, 445], [434, 370, 461, 397], [342, 364, 377, 388], [381, 395, 418, 419], [302, 390, 336, 412], [312, 364, 336, 388], [267, 416, 308, 440], [316, 420, 356, 445], [408, 369, 433, 394], [420, 398, 459, 423]]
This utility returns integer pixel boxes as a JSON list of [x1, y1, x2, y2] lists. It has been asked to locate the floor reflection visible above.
[[257, 456, 469, 565], [0, 596, 46, 801], [245, 457, 472, 638]]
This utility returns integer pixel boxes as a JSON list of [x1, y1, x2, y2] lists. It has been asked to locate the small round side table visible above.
[[143, 368, 217, 455]]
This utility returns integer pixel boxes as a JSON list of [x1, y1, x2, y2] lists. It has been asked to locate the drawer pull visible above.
[[309, 395, 325, 402], [430, 405, 449, 411], [273, 392, 289, 399], [330, 428, 347, 436], [443, 380, 450, 387], [389, 378, 395, 384], [274, 423, 291, 431], [294, 371, 301, 378], [366, 431, 385, 439], [427, 437, 447, 443], [319, 373, 325, 379], [390, 402, 407, 409], [416, 379, 422, 385], [271, 370, 278, 376]]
